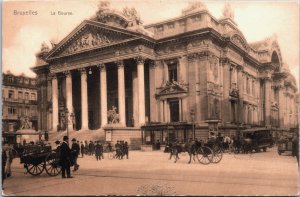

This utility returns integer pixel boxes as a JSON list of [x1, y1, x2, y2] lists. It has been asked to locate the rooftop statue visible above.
[[182, 1, 208, 15], [122, 7, 143, 26], [222, 3, 235, 20], [40, 42, 50, 53], [95, 0, 111, 22]]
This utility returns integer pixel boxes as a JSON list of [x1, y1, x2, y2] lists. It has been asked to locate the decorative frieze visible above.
[[187, 51, 211, 61]]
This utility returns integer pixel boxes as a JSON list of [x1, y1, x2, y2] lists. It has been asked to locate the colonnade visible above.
[[50, 58, 146, 132]]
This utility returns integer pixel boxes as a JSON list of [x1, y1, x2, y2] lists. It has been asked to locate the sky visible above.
[[2, 0, 300, 86]]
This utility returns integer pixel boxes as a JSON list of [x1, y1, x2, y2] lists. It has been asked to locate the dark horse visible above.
[[169, 140, 199, 164]]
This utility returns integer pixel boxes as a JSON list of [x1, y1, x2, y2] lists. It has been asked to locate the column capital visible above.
[[115, 60, 124, 68], [149, 60, 157, 69], [97, 64, 106, 72], [78, 68, 86, 74], [134, 56, 146, 65], [63, 70, 72, 77], [48, 73, 57, 80]]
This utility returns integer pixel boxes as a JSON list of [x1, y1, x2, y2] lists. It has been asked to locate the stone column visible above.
[[164, 100, 169, 122], [51, 74, 58, 132], [135, 57, 146, 125], [65, 70, 73, 131], [264, 78, 272, 126], [160, 100, 164, 122], [149, 61, 157, 122], [80, 68, 88, 130], [99, 64, 108, 127], [117, 61, 126, 126], [132, 70, 138, 126]]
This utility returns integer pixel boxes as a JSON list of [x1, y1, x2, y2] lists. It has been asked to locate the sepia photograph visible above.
[[1, 0, 299, 196]]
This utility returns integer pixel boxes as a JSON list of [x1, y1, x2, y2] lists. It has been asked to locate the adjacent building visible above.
[[2, 71, 38, 132], [32, 2, 298, 148]]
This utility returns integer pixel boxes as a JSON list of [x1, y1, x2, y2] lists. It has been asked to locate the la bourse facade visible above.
[[32, 3, 298, 149]]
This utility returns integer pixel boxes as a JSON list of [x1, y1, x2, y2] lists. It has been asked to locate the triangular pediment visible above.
[[46, 20, 140, 59], [157, 81, 188, 96]]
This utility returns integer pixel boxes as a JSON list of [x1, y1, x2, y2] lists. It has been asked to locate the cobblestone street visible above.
[[3, 147, 299, 196]]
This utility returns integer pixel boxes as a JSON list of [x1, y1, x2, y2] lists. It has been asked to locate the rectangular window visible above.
[[31, 93, 36, 100], [246, 77, 250, 94], [167, 23, 174, 29], [252, 80, 256, 96], [8, 77, 13, 83], [157, 26, 163, 32], [169, 100, 180, 122], [8, 107, 16, 115], [179, 20, 186, 26], [25, 92, 29, 100], [8, 90, 14, 99], [192, 15, 201, 22], [18, 91, 23, 100], [168, 63, 177, 82]]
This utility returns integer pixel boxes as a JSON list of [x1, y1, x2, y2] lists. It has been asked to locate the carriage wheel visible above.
[[211, 147, 223, 164], [196, 146, 213, 165], [45, 151, 61, 176], [26, 162, 45, 176]]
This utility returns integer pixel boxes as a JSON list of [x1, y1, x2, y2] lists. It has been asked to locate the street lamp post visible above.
[[65, 108, 69, 143]]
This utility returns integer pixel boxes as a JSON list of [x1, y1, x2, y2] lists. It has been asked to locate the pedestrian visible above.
[[95, 141, 101, 161], [71, 138, 80, 172], [4, 144, 13, 178], [124, 141, 129, 159], [115, 141, 121, 159], [80, 142, 85, 158], [292, 133, 299, 166], [99, 143, 104, 159], [60, 136, 73, 178], [2, 148, 7, 190], [156, 140, 161, 150]]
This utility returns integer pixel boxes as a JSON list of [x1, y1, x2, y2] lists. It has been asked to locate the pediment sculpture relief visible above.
[[62, 32, 113, 55], [158, 80, 188, 95], [231, 34, 248, 51]]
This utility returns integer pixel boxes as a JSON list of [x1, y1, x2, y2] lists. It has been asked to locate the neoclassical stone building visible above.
[[33, 2, 298, 148]]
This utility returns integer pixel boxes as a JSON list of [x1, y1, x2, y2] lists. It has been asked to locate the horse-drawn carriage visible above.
[[19, 145, 62, 176], [168, 139, 223, 164]]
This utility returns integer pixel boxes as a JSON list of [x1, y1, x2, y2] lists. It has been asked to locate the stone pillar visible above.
[[99, 64, 107, 127], [160, 100, 164, 122], [51, 74, 58, 132], [164, 100, 169, 122], [221, 59, 231, 124], [117, 61, 126, 126], [65, 70, 73, 131], [132, 69, 139, 126], [80, 68, 88, 130], [149, 61, 158, 122], [163, 61, 168, 82], [264, 78, 272, 126], [136, 57, 146, 125]]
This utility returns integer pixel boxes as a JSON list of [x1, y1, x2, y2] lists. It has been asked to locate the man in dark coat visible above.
[[80, 142, 85, 158], [2, 148, 7, 190], [292, 133, 299, 166], [60, 136, 73, 178], [71, 138, 80, 171], [95, 141, 101, 161]]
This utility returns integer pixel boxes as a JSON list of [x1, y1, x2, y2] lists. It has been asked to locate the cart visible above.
[[20, 145, 62, 176]]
